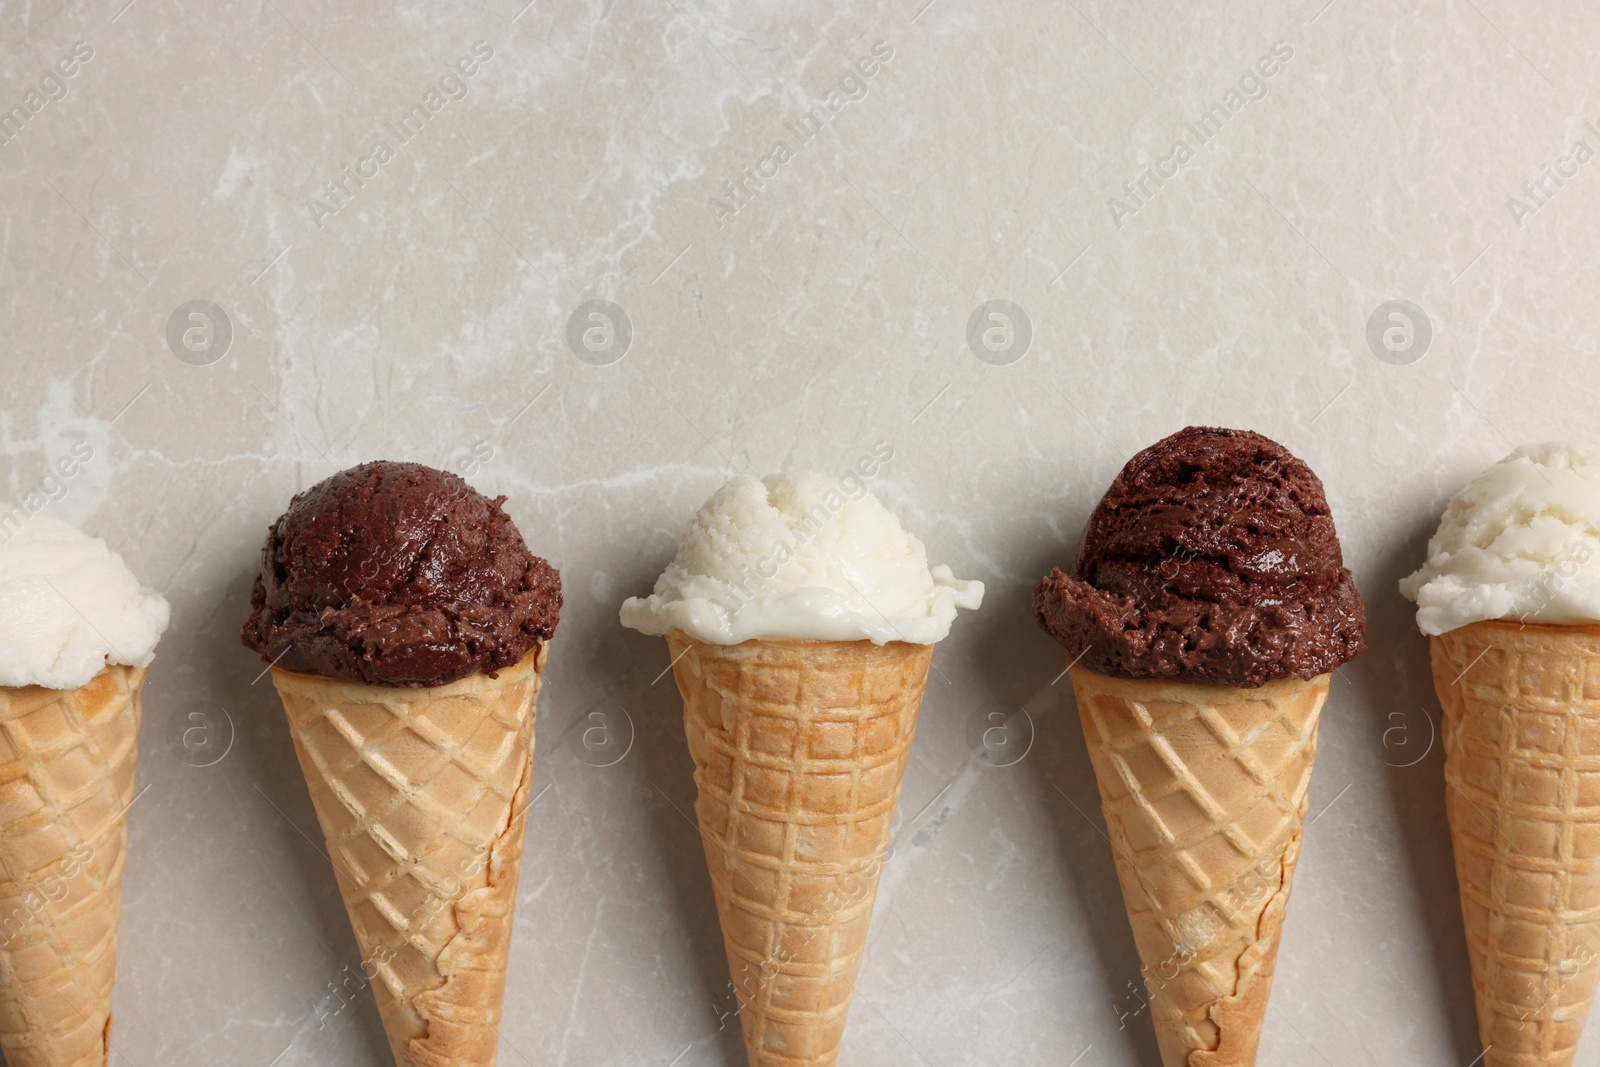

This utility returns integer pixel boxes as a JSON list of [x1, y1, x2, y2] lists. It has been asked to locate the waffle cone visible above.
[[1067, 662, 1326, 1067], [1431, 620, 1600, 1067], [270, 644, 547, 1067], [664, 631, 934, 1067], [0, 663, 145, 1067]]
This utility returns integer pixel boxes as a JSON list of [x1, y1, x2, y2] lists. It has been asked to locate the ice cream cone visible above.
[[0, 663, 145, 1067], [1067, 661, 1327, 1067], [269, 642, 547, 1067], [664, 630, 934, 1067], [1431, 620, 1600, 1067]]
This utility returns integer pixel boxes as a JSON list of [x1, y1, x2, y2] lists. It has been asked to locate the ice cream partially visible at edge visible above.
[[619, 471, 983, 645], [241, 461, 561, 687], [0, 514, 170, 690], [1033, 425, 1366, 687], [1401, 442, 1600, 635]]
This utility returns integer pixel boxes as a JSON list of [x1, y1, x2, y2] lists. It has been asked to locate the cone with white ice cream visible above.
[[622, 469, 983, 1067], [1404, 443, 1600, 1067], [0, 515, 169, 1067]]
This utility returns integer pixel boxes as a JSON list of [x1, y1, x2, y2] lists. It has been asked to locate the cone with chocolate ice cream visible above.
[[242, 462, 561, 1067], [0, 515, 169, 1067], [621, 471, 984, 1067], [269, 647, 544, 1066], [1035, 428, 1365, 1067], [1066, 666, 1326, 1065], [1402, 444, 1600, 1067]]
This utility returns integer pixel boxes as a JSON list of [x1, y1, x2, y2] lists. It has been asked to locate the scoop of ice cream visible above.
[[0, 515, 170, 689], [1033, 426, 1365, 687], [1400, 442, 1600, 635], [619, 471, 983, 645], [240, 461, 561, 687]]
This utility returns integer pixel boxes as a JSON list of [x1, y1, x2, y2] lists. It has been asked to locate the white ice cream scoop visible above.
[[0, 514, 170, 688], [620, 471, 983, 645], [1401, 441, 1600, 635]]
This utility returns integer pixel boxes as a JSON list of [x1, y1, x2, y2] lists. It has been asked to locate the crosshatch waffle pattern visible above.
[[0, 663, 143, 1067], [666, 631, 934, 1067], [272, 644, 545, 1067], [1433, 621, 1600, 1067], [1068, 664, 1327, 1067]]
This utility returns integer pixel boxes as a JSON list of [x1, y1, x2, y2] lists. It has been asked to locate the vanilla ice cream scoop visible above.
[[620, 471, 984, 645], [1401, 442, 1600, 635], [0, 514, 170, 689]]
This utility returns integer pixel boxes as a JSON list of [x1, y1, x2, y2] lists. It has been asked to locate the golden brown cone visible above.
[[665, 631, 933, 1067], [0, 663, 145, 1067], [1067, 662, 1327, 1067], [270, 643, 546, 1067], [1431, 620, 1600, 1067]]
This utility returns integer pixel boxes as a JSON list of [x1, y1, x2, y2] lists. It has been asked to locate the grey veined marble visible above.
[[2, 0, 1596, 1063]]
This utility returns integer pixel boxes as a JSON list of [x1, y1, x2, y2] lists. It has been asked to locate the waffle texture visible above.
[[272, 643, 546, 1067], [1068, 663, 1326, 1067], [0, 663, 144, 1067], [665, 631, 933, 1067], [1432, 620, 1600, 1067]]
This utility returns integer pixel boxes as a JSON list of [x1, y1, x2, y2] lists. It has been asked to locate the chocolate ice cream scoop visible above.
[[1033, 426, 1364, 687], [241, 461, 560, 687]]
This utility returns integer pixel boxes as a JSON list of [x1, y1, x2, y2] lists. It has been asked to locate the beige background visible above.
[[2, 0, 1597, 1063]]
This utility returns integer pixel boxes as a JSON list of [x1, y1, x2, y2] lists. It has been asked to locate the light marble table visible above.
[[3, 0, 1596, 1063]]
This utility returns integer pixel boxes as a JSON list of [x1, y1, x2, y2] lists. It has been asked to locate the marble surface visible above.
[[3, 0, 1599, 1063]]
